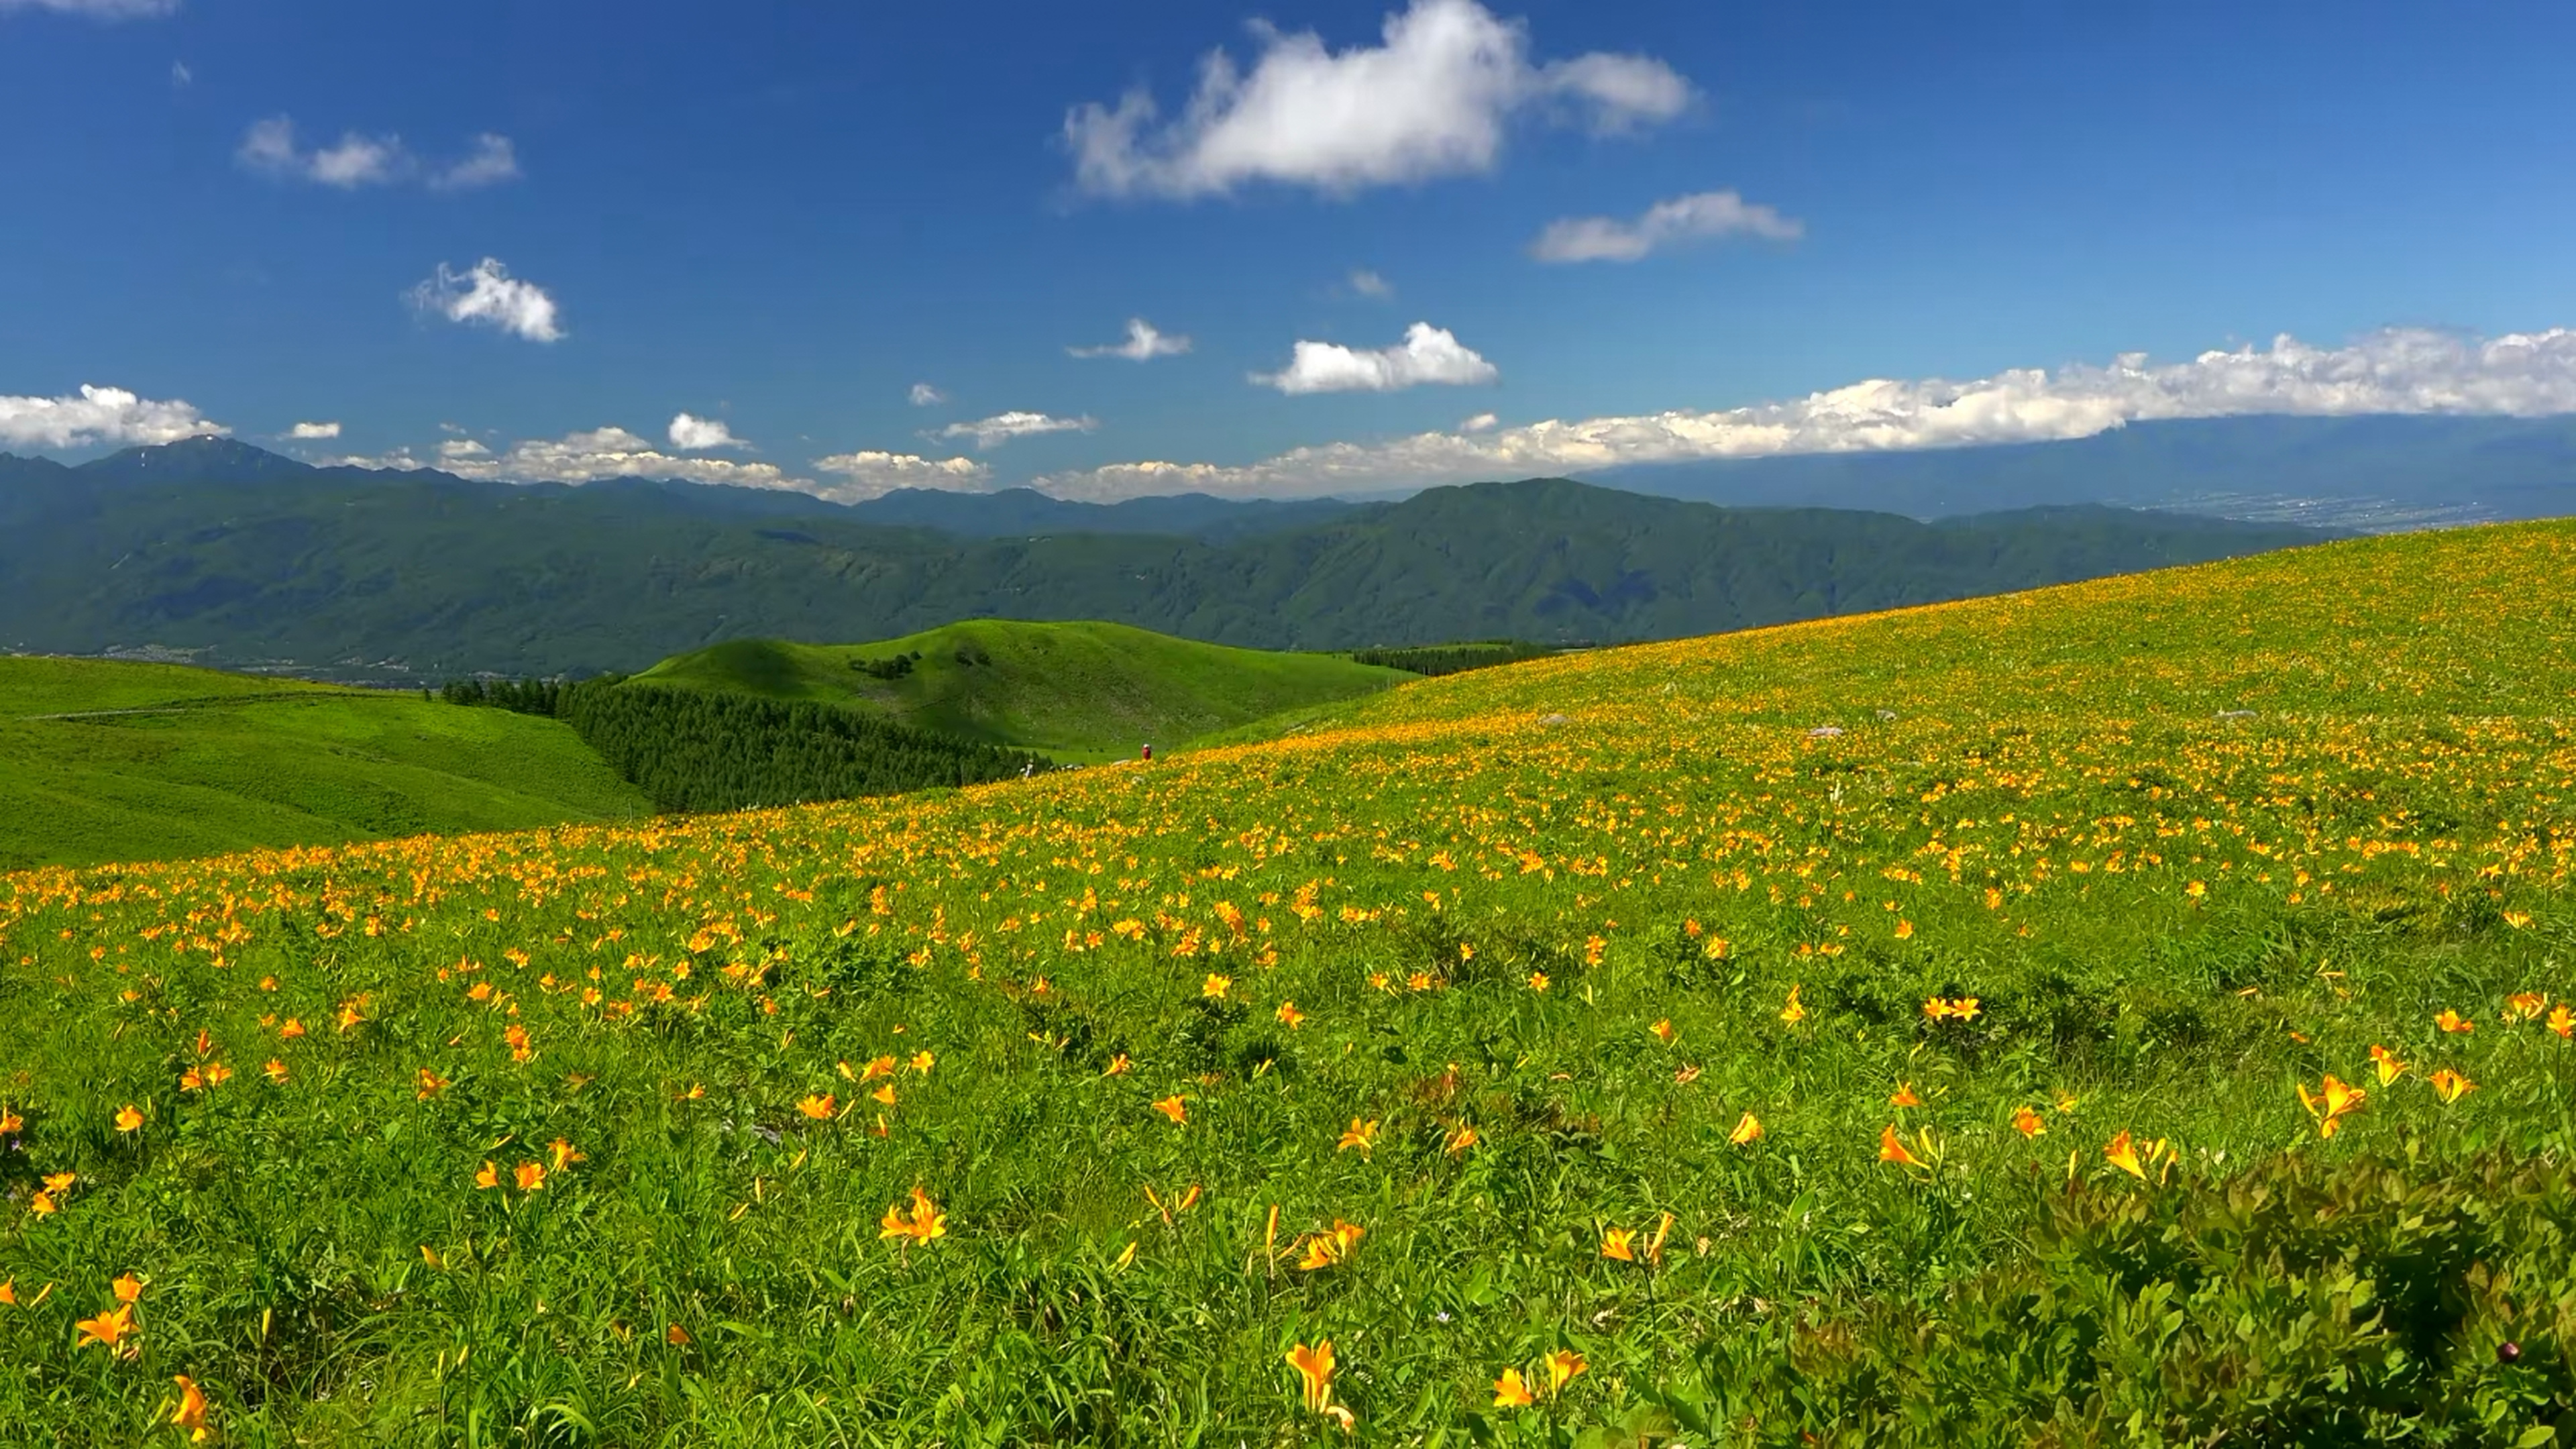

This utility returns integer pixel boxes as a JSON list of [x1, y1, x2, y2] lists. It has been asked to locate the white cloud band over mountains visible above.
[[1066, 0, 1688, 198], [1039, 326, 2576, 500], [0, 384, 224, 449]]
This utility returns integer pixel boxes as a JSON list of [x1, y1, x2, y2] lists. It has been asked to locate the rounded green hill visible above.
[[623, 619, 1411, 760]]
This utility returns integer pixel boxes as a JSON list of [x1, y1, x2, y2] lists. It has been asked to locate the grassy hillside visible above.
[[0, 657, 648, 868], [4, 526, 2575, 1443], [626, 620, 1411, 759]]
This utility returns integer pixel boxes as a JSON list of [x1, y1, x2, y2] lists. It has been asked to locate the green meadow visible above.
[[1, 525, 2573, 1444]]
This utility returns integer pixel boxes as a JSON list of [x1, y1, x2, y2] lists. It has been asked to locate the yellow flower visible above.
[[74, 1301, 134, 1350], [1285, 1339, 1336, 1414], [1878, 1122, 1924, 1169], [1779, 984, 1806, 1025], [1888, 1082, 1920, 1109], [1104, 1054, 1133, 1076], [263, 1059, 289, 1085], [2428, 1068, 2477, 1105], [1542, 1348, 1588, 1395], [1275, 1000, 1307, 1028], [513, 1161, 547, 1192], [2551, 1004, 2575, 1040], [1493, 1366, 1536, 1408], [170, 1375, 211, 1440], [1527, 971, 1550, 992], [1152, 1095, 1187, 1124], [111, 1274, 142, 1303], [911, 1051, 936, 1075], [1336, 1118, 1379, 1156], [1650, 1018, 1676, 1044], [2436, 1009, 2474, 1034], [417, 1068, 451, 1099], [113, 1104, 143, 1133], [2104, 1130, 2146, 1180], [2369, 1044, 2408, 1085], [1444, 1122, 1481, 1156], [1202, 973, 1232, 1000], [548, 1138, 584, 1173], [1600, 1227, 1637, 1262], [798, 1093, 837, 1120], [474, 1161, 500, 1190], [2297, 1075, 2365, 1137], [1729, 1111, 1764, 1146], [2012, 1105, 2047, 1138], [871, 1084, 898, 1106]]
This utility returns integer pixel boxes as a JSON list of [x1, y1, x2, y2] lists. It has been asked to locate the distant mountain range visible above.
[[1602, 414, 2576, 531], [0, 436, 2342, 680]]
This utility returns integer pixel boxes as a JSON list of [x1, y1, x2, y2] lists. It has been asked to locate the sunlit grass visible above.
[[3, 523, 2575, 1444]]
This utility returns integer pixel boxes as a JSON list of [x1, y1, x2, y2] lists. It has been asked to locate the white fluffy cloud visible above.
[[1532, 189, 1803, 263], [337, 426, 798, 491], [286, 421, 341, 440], [1036, 326, 2576, 500], [1067, 0, 1688, 198], [0, 0, 178, 17], [0, 384, 224, 450], [237, 117, 521, 191], [409, 258, 565, 343], [667, 413, 744, 450], [908, 383, 947, 407], [1348, 268, 1394, 299], [1256, 321, 1499, 394], [1070, 318, 1192, 361], [937, 411, 1099, 449], [810, 450, 994, 501]]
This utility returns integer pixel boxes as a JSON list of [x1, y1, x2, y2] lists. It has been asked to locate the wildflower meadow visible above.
[[5, 522, 2576, 1445]]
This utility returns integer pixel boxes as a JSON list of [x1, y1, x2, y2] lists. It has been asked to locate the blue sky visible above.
[[3, 0, 2573, 499]]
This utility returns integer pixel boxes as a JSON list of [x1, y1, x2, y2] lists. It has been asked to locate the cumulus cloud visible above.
[[1348, 268, 1394, 299], [286, 421, 341, 440], [1532, 189, 1803, 263], [335, 426, 799, 492], [0, 0, 178, 17], [1034, 326, 2576, 501], [1066, 0, 1688, 199], [908, 382, 947, 407], [1070, 318, 1192, 361], [1256, 321, 1499, 394], [409, 258, 565, 343], [667, 413, 744, 451], [0, 384, 225, 451], [430, 133, 521, 191], [237, 117, 521, 191], [938, 411, 1099, 449], [810, 450, 993, 501], [1458, 412, 1499, 433]]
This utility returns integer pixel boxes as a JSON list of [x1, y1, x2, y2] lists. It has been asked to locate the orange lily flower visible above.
[[513, 1161, 547, 1192], [1878, 1122, 1924, 1169], [171, 1375, 211, 1439], [1542, 1348, 1587, 1395], [911, 1051, 936, 1074], [1275, 1001, 1307, 1028], [74, 1302, 134, 1350], [263, 1059, 288, 1085], [2428, 1068, 2477, 1104], [1285, 1339, 1335, 1413], [1151, 1095, 1187, 1124], [1600, 1227, 1637, 1262], [1729, 1111, 1764, 1145], [1493, 1366, 1536, 1408], [2104, 1130, 2147, 1180], [2436, 1010, 2473, 1034], [1203, 973, 1232, 1000], [666, 1324, 692, 1346], [1444, 1122, 1481, 1156], [798, 1093, 837, 1120], [2552, 1004, 2576, 1040], [2012, 1105, 2047, 1137], [1104, 1054, 1132, 1076], [474, 1161, 500, 1190], [113, 1104, 143, 1133], [1779, 985, 1806, 1025], [2369, 1044, 2408, 1085], [548, 1138, 584, 1173], [1336, 1118, 1379, 1156], [1889, 1082, 1920, 1109], [112, 1274, 142, 1303], [2297, 1074, 2366, 1138], [1650, 1019, 1676, 1044]]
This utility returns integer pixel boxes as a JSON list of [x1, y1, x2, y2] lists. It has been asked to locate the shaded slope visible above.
[[627, 620, 1411, 759]]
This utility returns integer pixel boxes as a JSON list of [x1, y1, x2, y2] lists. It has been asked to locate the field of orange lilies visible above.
[[3, 521, 2575, 1444]]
